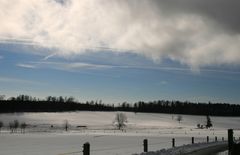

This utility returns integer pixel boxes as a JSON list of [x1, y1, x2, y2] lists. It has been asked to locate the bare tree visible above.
[[176, 115, 183, 123], [113, 113, 128, 130], [9, 122, 14, 133], [63, 120, 70, 131], [20, 122, 27, 133], [0, 121, 3, 133], [13, 120, 19, 133], [0, 95, 5, 100]]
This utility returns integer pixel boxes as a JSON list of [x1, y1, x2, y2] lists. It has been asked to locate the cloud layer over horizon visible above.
[[1, 0, 240, 69]]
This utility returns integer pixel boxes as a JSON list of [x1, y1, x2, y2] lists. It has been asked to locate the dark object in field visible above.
[[76, 125, 87, 128]]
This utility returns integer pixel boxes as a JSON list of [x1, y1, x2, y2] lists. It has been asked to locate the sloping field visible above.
[[0, 112, 239, 155]]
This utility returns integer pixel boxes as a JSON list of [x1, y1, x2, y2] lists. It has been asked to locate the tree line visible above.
[[0, 94, 240, 116], [0, 119, 27, 133]]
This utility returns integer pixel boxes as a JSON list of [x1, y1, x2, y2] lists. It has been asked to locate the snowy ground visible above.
[[0, 112, 240, 155], [134, 141, 228, 155]]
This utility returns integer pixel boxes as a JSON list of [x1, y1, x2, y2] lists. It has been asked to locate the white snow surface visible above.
[[0, 111, 239, 155]]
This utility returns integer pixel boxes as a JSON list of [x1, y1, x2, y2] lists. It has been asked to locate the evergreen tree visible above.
[[206, 115, 213, 128], [0, 121, 3, 133]]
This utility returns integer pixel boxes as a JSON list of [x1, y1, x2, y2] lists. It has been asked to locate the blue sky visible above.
[[1, 43, 240, 104], [1, 0, 240, 104]]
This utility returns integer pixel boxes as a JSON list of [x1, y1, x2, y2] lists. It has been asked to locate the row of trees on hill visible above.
[[0, 94, 240, 116], [130, 101, 240, 116], [0, 120, 27, 133], [0, 113, 128, 133]]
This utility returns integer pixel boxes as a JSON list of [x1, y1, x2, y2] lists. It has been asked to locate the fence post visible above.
[[215, 136, 217, 142], [83, 142, 90, 155], [192, 137, 194, 144], [228, 129, 233, 154], [143, 139, 148, 152], [222, 137, 224, 141], [207, 136, 209, 143], [172, 138, 175, 148]]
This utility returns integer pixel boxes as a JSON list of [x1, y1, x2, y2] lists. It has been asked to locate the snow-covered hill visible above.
[[0, 112, 239, 155]]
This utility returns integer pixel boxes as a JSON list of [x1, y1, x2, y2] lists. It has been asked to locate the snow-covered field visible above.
[[135, 141, 228, 155], [0, 112, 239, 155]]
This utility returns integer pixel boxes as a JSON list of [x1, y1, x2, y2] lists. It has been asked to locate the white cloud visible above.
[[1, 0, 240, 68], [17, 63, 36, 69], [42, 53, 57, 60], [18, 61, 113, 71], [0, 76, 42, 85], [17, 61, 240, 75], [159, 81, 168, 85]]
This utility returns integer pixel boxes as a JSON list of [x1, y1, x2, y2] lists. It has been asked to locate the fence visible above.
[[58, 135, 226, 155], [228, 129, 240, 155]]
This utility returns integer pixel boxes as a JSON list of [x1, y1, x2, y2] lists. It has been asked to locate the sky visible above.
[[0, 0, 240, 104]]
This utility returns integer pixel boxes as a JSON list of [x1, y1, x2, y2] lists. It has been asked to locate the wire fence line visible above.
[[92, 144, 142, 152], [58, 142, 143, 155], [58, 150, 83, 155], [57, 135, 223, 155], [148, 141, 172, 146]]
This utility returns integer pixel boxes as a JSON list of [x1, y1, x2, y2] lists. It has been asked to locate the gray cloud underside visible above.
[[1, 0, 240, 68], [153, 0, 240, 32]]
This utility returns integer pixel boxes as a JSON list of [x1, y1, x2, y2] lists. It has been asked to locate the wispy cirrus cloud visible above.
[[17, 61, 113, 72], [1, 0, 240, 69], [17, 63, 36, 69], [42, 53, 57, 60], [0, 37, 37, 46], [17, 61, 240, 75], [0, 76, 43, 85], [157, 81, 168, 86]]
